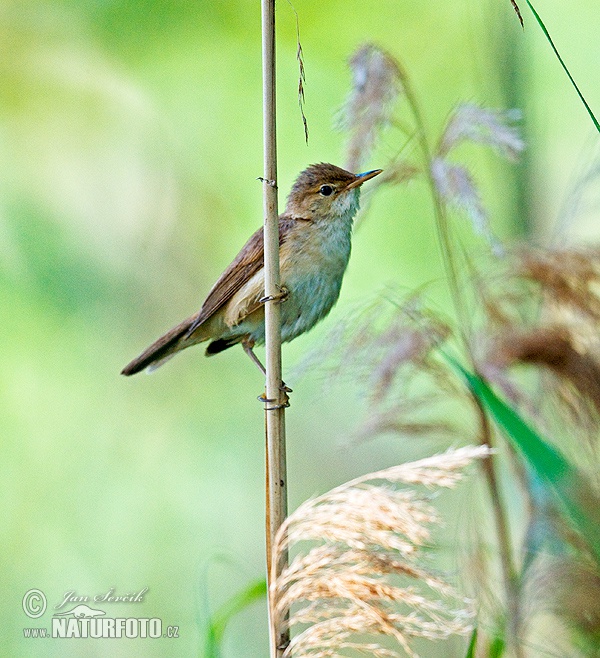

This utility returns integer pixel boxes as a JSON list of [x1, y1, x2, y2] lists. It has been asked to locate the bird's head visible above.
[[284, 163, 382, 221]]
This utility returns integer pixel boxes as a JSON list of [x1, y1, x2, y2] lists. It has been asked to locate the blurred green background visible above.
[[1, 0, 599, 656]]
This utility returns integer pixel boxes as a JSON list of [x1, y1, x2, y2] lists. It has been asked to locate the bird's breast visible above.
[[278, 219, 352, 342]]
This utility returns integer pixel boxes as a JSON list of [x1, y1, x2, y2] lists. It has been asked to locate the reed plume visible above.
[[270, 446, 491, 657]]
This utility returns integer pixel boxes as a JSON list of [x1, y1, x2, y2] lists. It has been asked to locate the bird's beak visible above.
[[344, 169, 383, 190]]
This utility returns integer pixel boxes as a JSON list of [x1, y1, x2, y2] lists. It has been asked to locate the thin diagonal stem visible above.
[[473, 395, 523, 657], [400, 66, 519, 645], [398, 66, 473, 360]]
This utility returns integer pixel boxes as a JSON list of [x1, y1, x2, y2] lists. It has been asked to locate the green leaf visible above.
[[489, 634, 506, 658], [464, 627, 504, 657], [525, 0, 600, 134], [465, 628, 477, 658], [204, 578, 267, 658], [451, 360, 600, 565]]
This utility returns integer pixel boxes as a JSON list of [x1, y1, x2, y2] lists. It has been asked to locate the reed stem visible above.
[[260, 1, 289, 655]]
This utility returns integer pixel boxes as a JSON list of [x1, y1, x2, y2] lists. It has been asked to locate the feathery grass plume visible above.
[[472, 248, 600, 424], [474, 245, 600, 636], [437, 105, 524, 161], [293, 291, 456, 446], [430, 159, 494, 248], [509, 248, 600, 435], [339, 43, 404, 173], [492, 325, 600, 417], [295, 291, 451, 403], [270, 446, 491, 658], [485, 324, 600, 470], [519, 247, 600, 322], [523, 552, 600, 655], [432, 105, 524, 254]]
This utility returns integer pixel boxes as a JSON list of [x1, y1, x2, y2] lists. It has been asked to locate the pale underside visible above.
[[194, 211, 354, 348]]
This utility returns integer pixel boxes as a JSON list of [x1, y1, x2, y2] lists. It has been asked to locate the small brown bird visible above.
[[121, 163, 381, 377]]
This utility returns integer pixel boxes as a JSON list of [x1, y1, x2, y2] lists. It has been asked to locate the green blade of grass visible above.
[[465, 628, 477, 658], [525, 0, 600, 134], [204, 578, 267, 658], [465, 628, 504, 657], [490, 635, 506, 658], [449, 358, 600, 565]]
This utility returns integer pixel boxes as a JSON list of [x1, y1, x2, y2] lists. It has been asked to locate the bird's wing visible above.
[[188, 217, 296, 333], [120, 217, 298, 376]]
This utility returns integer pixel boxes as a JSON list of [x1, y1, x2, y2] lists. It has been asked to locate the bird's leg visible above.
[[242, 338, 292, 391], [255, 288, 292, 394], [242, 338, 292, 409], [242, 337, 267, 375]]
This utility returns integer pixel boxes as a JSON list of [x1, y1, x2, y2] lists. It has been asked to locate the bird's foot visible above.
[[257, 394, 291, 410], [258, 382, 292, 409], [260, 286, 289, 304]]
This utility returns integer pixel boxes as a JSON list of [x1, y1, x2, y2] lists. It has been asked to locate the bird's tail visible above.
[[121, 315, 203, 376]]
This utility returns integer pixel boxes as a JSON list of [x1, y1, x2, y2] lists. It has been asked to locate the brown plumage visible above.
[[121, 163, 381, 376]]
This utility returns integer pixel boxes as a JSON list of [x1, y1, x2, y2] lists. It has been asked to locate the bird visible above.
[[121, 163, 381, 379]]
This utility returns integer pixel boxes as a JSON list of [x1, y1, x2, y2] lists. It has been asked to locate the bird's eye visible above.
[[319, 185, 334, 197]]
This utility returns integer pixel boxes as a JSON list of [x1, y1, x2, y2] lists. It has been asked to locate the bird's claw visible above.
[[257, 395, 291, 410], [257, 176, 277, 188], [260, 286, 289, 304], [258, 383, 291, 409]]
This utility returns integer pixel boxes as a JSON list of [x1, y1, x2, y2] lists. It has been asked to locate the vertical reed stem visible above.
[[261, 1, 289, 655]]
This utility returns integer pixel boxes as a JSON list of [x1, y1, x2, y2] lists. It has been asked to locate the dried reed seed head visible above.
[[282, 592, 474, 658], [357, 445, 493, 489], [519, 250, 600, 375], [492, 325, 576, 368], [278, 546, 427, 588], [279, 573, 437, 610], [279, 581, 474, 657], [294, 291, 451, 409], [490, 325, 600, 416], [430, 158, 501, 253], [438, 104, 524, 160], [479, 247, 600, 427], [277, 546, 456, 605], [271, 446, 489, 658], [341, 43, 404, 172], [432, 103, 523, 254], [348, 44, 403, 99], [281, 487, 437, 556], [519, 248, 600, 320], [284, 610, 417, 658]]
